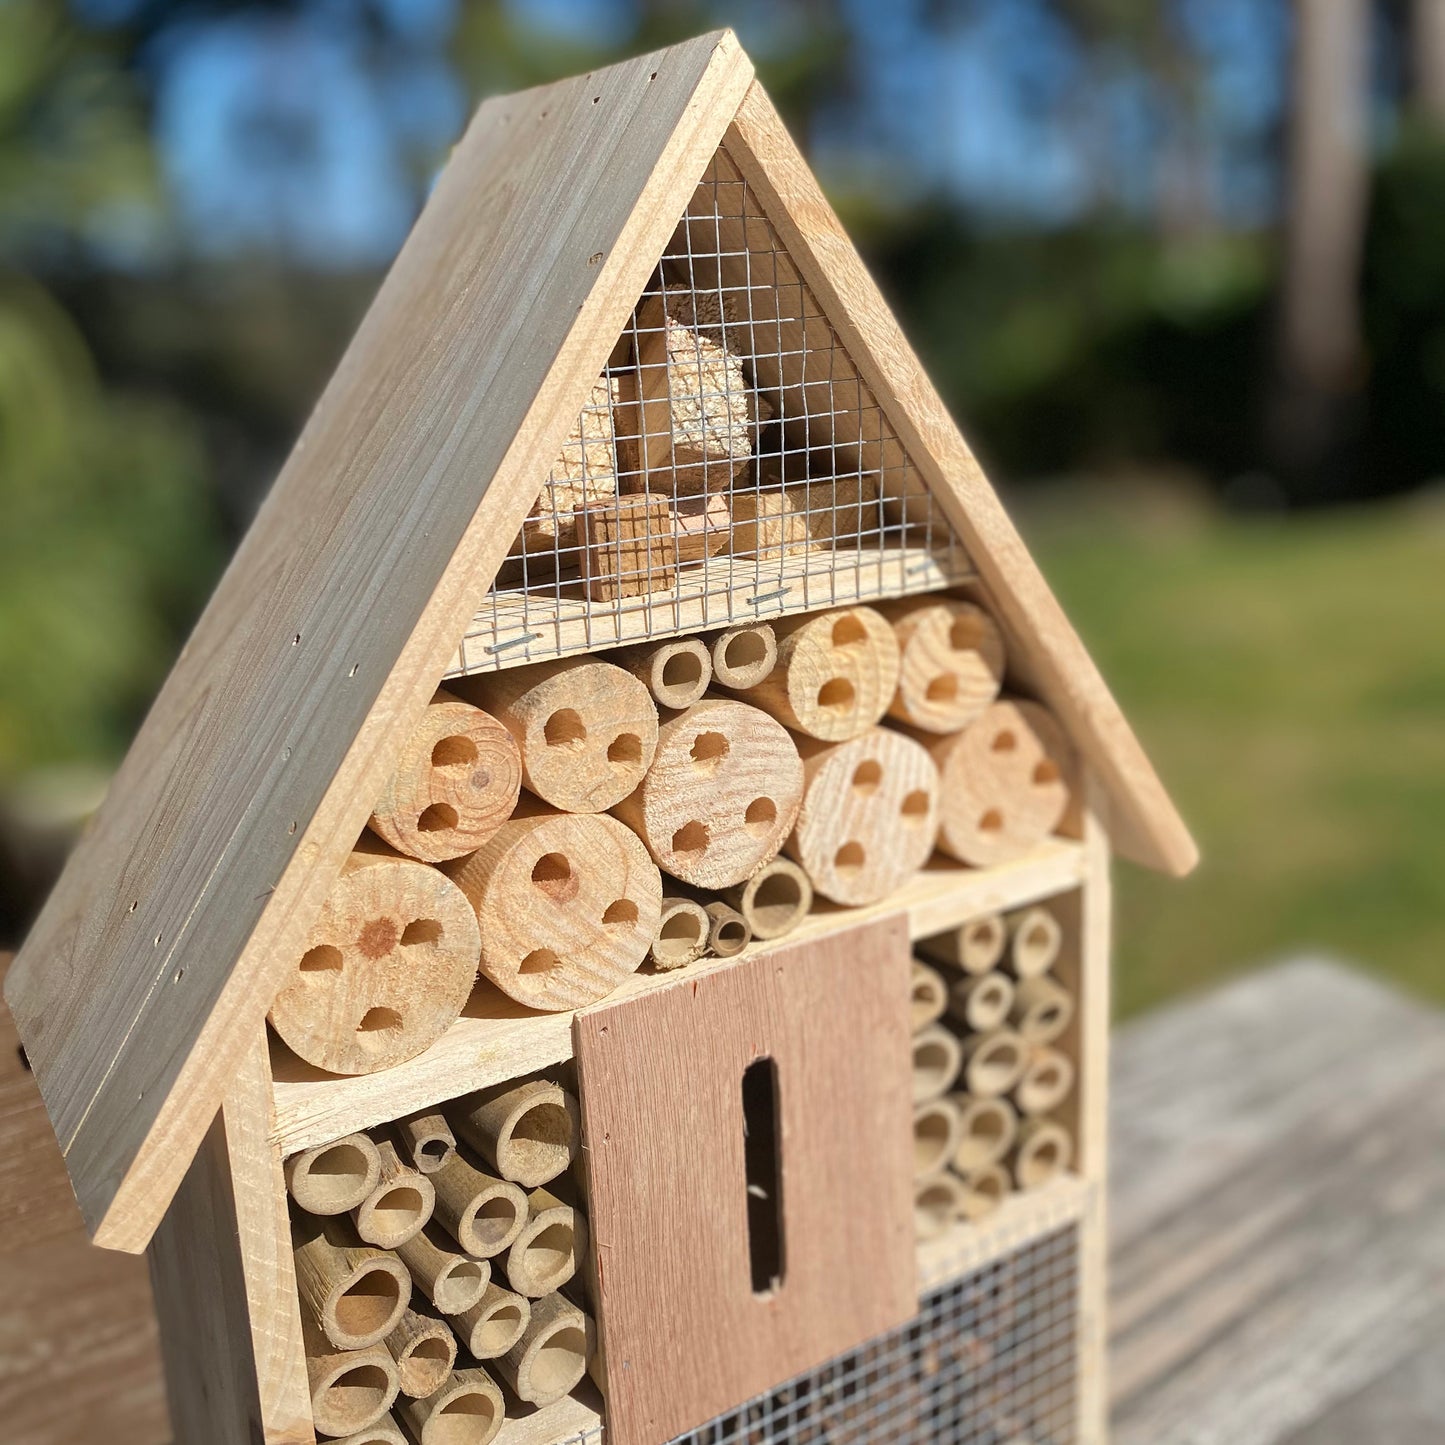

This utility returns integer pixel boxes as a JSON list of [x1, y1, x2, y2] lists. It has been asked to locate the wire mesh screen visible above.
[[449, 147, 975, 676], [668, 1224, 1080, 1445]]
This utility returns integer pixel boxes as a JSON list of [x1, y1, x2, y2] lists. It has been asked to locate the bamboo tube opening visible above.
[[950, 972, 1016, 1033], [497, 1295, 591, 1407], [914, 1175, 965, 1241], [395, 1113, 457, 1176], [456, 1283, 531, 1359], [396, 1222, 489, 1315], [911, 1024, 963, 1103], [401, 1369, 505, 1445], [958, 1163, 1010, 1221], [962, 1030, 1029, 1098], [951, 1096, 1019, 1173], [1013, 1119, 1073, 1189], [509, 1221, 574, 1295], [431, 1259, 487, 1315], [910, 960, 948, 1031], [358, 1181, 434, 1251], [464, 1194, 526, 1257], [310, 1356, 398, 1438], [531, 1323, 588, 1399], [287, 1134, 382, 1215], [912, 1098, 961, 1179], [451, 1079, 580, 1189], [1011, 975, 1075, 1044], [651, 897, 708, 969], [1016, 1046, 1076, 1116], [732, 858, 812, 938], [710, 912, 749, 955], [334, 1267, 408, 1346], [711, 624, 777, 689], [1009, 906, 1063, 978], [387, 1310, 458, 1399]]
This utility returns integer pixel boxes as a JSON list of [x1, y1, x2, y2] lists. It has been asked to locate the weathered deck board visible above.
[[1110, 958, 1445, 1445]]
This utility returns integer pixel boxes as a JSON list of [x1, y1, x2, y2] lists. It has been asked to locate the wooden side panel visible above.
[[575, 915, 915, 1445], [6, 30, 754, 1253], [148, 1031, 313, 1444], [722, 80, 1196, 881]]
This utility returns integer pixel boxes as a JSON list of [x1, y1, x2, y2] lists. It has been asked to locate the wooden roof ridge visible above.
[[5, 30, 1193, 1256]]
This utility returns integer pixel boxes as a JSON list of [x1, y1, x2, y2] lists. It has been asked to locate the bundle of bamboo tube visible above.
[[287, 1072, 597, 1439]]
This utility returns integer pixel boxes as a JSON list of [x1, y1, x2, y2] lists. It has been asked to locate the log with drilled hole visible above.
[[629, 285, 755, 493], [385, 1307, 457, 1399], [397, 1365, 506, 1445], [919, 912, 1007, 975], [285, 1133, 383, 1216], [613, 636, 713, 710], [367, 690, 522, 863], [880, 596, 1006, 733], [292, 1215, 412, 1351], [706, 621, 777, 689], [720, 855, 813, 940], [783, 726, 940, 905], [269, 845, 481, 1076], [612, 698, 803, 888], [428, 1152, 528, 1260], [446, 801, 662, 1010], [908, 699, 1073, 867], [448, 1078, 580, 1189], [354, 1139, 436, 1250], [395, 1222, 490, 1316], [454, 658, 658, 814], [651, 895, 710, 969], [739, 606, 901, 742]]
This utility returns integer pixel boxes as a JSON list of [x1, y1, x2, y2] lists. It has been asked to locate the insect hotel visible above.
[[5, 30, 1195, 1445]]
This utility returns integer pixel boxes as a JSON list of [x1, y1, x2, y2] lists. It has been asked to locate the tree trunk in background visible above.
[[1271, 0, 1371, 494], [1414, 0, 1445, 120]]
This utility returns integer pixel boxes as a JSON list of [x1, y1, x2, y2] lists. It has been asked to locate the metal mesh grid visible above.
[[449, 147, 974, 676], [669, 1224, 1080, 1445]]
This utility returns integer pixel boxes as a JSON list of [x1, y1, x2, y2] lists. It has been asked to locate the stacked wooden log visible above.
[[287, 1073, 595, 1441], [910, 903, 1078, 1237]]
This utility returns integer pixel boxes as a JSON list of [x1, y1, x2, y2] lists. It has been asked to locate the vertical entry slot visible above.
[[742, 1056, 785, 1295]]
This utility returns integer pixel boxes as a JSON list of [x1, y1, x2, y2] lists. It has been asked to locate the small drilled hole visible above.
[[979, 809, 1004, 833], [531, 852, 574, 900], [817, 678, 855, 712], [852, 759, 882, 794], [432, 736, 477, 768], [358, 1007, 402, 1034], [926, 674, 960, 702], [691, 731, 729, 768], [400, 919, 442, 946], [835, 841, 865, 873], [744, 797, 776, 833], [603, 899, 638, 926], [301, 945, 343, 973], [607, 732, 641, 765], [417, 802, 459, 833], [544, 709, 586, 748], [520, 949, 559, 975], [900, 790, 930, 822], [991, 730, 1017, 753], [1033, 759, 1061, 785], [672, 820, 709, 856], [832, 615, 867, 647]]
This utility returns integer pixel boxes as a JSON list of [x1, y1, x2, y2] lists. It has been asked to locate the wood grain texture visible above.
[[270, 839, 1088, 1155], [4, 29, 754, 1252], [722, 84, 1196, 878], [149, 1029, 314, 1444], [574, 914, 915, 1445]]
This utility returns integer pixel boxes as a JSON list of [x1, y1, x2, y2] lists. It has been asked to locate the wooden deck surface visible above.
[[1110, 958, 1445, 1445]]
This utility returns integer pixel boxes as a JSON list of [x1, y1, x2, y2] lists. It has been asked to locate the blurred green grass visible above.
[[1023, 485, 1445, 1018]]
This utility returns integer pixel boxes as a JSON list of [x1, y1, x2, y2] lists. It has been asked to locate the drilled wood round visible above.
[[1009, 905, 1064, 978], [503, 1185, 588, 1297], [784, 727, 939, 905], [458, 659, 658, 813], [355, 1141, 436, 1250], [651, 896, 710, 969], [707, 622, 777, 689], [949, 971, 1016, 1033], [450, 1078, 580, 1189], [1010, 975, 1075, 1044], [721, 856, 813, 940], [429, 1153, 528, 1259], [616, 637, 713, 709], [911, 1023, 963, 1104], [305, 1338, 400, 1439], [1015, 1045, 1075, 1116], [612, 699, 803, 888], [913, 1173, 966, 1240], [494, 1293, 592, 1407], [386, 1307, 458, 1398], [285, 1133, 383, 1215], [368, 690, 522, 862], [1011, 1117, 1073, 1189], [881, 597, 1005, 733], [956, 1162, 1010, 1221], [949, 1094, 1019, 1173], [293, 1217, 414, 1351], [910, 959, 948, 1032], [703, 900, 751, 957], [453, 1283, 531, 1360], [398, 1365, 505, 1445], [270, 849, 481, 1076], [741, 606, 901, 741], [396, 1222, 490, 1316], [447, 807, 661, 1010], [912, 1096, 962, 1180], [959, 1029, 1029, 1099], [921, 700, 1073, 866]]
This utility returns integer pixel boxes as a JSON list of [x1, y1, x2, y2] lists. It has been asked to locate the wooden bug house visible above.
[[5, 31, 1195, 1445]]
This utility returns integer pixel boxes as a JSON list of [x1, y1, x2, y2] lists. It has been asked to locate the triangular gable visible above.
[[5, 32, 1193, 1255]]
